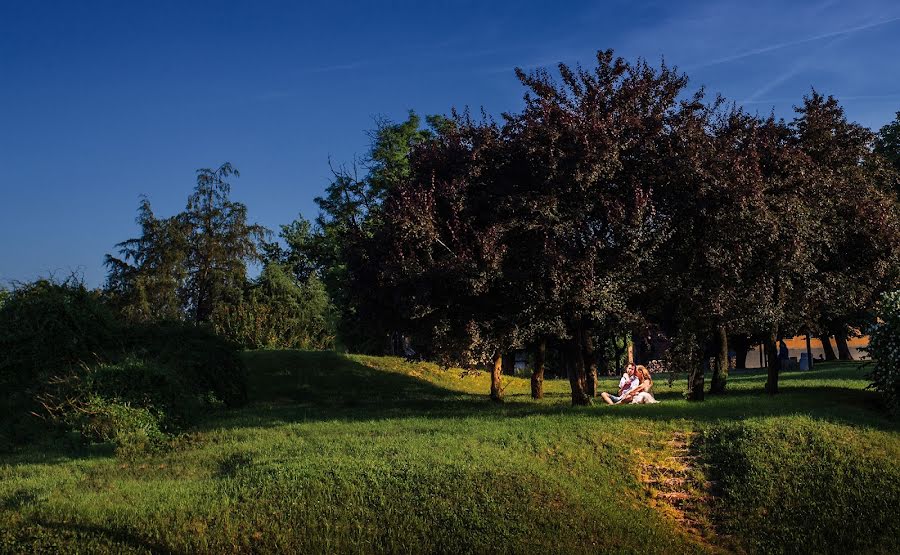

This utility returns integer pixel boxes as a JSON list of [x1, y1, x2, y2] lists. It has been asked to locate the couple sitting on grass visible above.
[[600, 363, 659, 405]]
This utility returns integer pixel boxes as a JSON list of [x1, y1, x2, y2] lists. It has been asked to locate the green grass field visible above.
[[1, 352, 898, 554]]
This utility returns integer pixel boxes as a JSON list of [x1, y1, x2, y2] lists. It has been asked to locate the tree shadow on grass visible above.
[[0, 438, 117, 467], [8, 518, 180, 555], [196, 350, 898, 434]]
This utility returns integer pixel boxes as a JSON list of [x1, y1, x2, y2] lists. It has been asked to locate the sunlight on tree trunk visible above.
[[582, 327, 598, 398], [490, 352, 503, 402], [835, 332, 854, 361], [531, 339, 545, 400]]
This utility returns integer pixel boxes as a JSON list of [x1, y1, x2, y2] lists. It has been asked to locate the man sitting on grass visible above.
[[600, 363, 640, 405]]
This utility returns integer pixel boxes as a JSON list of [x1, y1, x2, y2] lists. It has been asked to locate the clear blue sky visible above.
[[2, 0, 899, 287]]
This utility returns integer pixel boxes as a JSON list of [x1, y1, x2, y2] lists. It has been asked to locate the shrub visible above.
[[866, 290, 900, 413], [214, 266, 336, 351], [0, 278, 248, 449], [124, 321, 248, 407], [87, 358, 203, 431], [66, 395, 168, 455], [0, 279, 120, 442]]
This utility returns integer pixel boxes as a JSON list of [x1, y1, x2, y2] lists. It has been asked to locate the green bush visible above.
[[867, 290, 900, 413], [214, 265, 336, 351], [702, 417, 900, 554], [0, 279, 248, 450], [124, 321, 248, 407], [0, 279, 120, 443], [66, 396, 168, 456], [87, 358, 203, 431]]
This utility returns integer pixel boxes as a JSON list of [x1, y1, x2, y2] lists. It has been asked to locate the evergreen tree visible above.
[[105, 197, 190, 322], [184, 163, 268, 324], [106, 163, 268, 328]]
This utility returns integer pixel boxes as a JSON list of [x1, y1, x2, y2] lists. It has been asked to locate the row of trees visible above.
[[324, 51, 900, 404], [103, 114, 456, 351], [105, 163, 335, 351], [101, 50, 900, 406]]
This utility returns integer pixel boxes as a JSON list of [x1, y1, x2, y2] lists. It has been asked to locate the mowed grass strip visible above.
[[1, 351, 897, 553]]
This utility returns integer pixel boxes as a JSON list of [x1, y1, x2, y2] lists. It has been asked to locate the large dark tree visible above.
[[311, 112, 447, 352], [380, 113, 520, 401], [499, 52, 685, 403], [792, 94, 900, 364]]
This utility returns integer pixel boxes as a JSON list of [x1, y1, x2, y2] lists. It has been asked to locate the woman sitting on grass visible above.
[[617, 365, 659, 404]]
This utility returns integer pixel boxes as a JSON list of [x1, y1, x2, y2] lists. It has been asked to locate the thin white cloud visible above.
[[742, 34, 850, 103], [743, 93, 900, 104], [689, 15, 900, 69]]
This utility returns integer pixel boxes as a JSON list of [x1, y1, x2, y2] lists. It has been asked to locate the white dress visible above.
[[630, 390, 659, 404]]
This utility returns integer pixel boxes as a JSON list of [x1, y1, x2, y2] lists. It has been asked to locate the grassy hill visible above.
[[1, 352, 898, 553]]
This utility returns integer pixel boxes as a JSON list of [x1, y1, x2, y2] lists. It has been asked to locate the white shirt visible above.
[[619, 374, 640, 394]]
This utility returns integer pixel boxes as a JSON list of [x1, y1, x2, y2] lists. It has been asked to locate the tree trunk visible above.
[[632, 332, 647, 365], [710, 326, 729, 394], [687, 341, 706, 402], [531, 339, 545, 400], [490, 352, 503, 402], [805, 333, 813, 370], [582, 328, 598, 398], [568, 339, 591, 406], [735, 348, 748, 370], [834, 332, 854, 360], [765, 327, 779, 395], [818, 335, 837, 361]]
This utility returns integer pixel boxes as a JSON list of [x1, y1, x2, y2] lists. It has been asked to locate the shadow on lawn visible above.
[[12, 518, 180, 555], [196, 350, 897, 434]]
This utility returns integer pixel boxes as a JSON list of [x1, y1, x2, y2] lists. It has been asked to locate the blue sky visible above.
[[2, 0, 899, 287]]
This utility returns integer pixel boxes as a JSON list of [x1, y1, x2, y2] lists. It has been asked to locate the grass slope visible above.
[[1, 352, 897, 554]]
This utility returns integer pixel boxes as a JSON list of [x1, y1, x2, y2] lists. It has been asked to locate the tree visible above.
[[183, 163, 268, 324], [499, 52, 687, 404], [311, 112, 446, 352], [379, 112, 519, 400], [105, 197, 190, 322], [262, 215, 319, 283], [106, 163, 267, 328], [644, 99, 797, 398], [214, 264, 335, 350], [874, 110, 900, 198], [792, 94, 900, 363], [215, 215, 336, 350], [379, 52, 687, 405]]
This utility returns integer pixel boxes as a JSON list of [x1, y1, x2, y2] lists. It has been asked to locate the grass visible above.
[[1, 352, 897, 554]]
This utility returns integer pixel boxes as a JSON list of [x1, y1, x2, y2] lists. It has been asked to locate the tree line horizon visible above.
[[35, 49, 900, 408]]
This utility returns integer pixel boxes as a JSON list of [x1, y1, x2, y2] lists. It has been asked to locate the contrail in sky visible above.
[[689, 15, 900, 69]]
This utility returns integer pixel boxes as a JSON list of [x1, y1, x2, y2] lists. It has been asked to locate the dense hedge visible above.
[[0, 280, 247, 453], [702, 417, 900, 554]]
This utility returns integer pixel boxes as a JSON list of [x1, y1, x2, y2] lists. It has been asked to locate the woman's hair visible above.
[[636, 365, 652, 384]]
